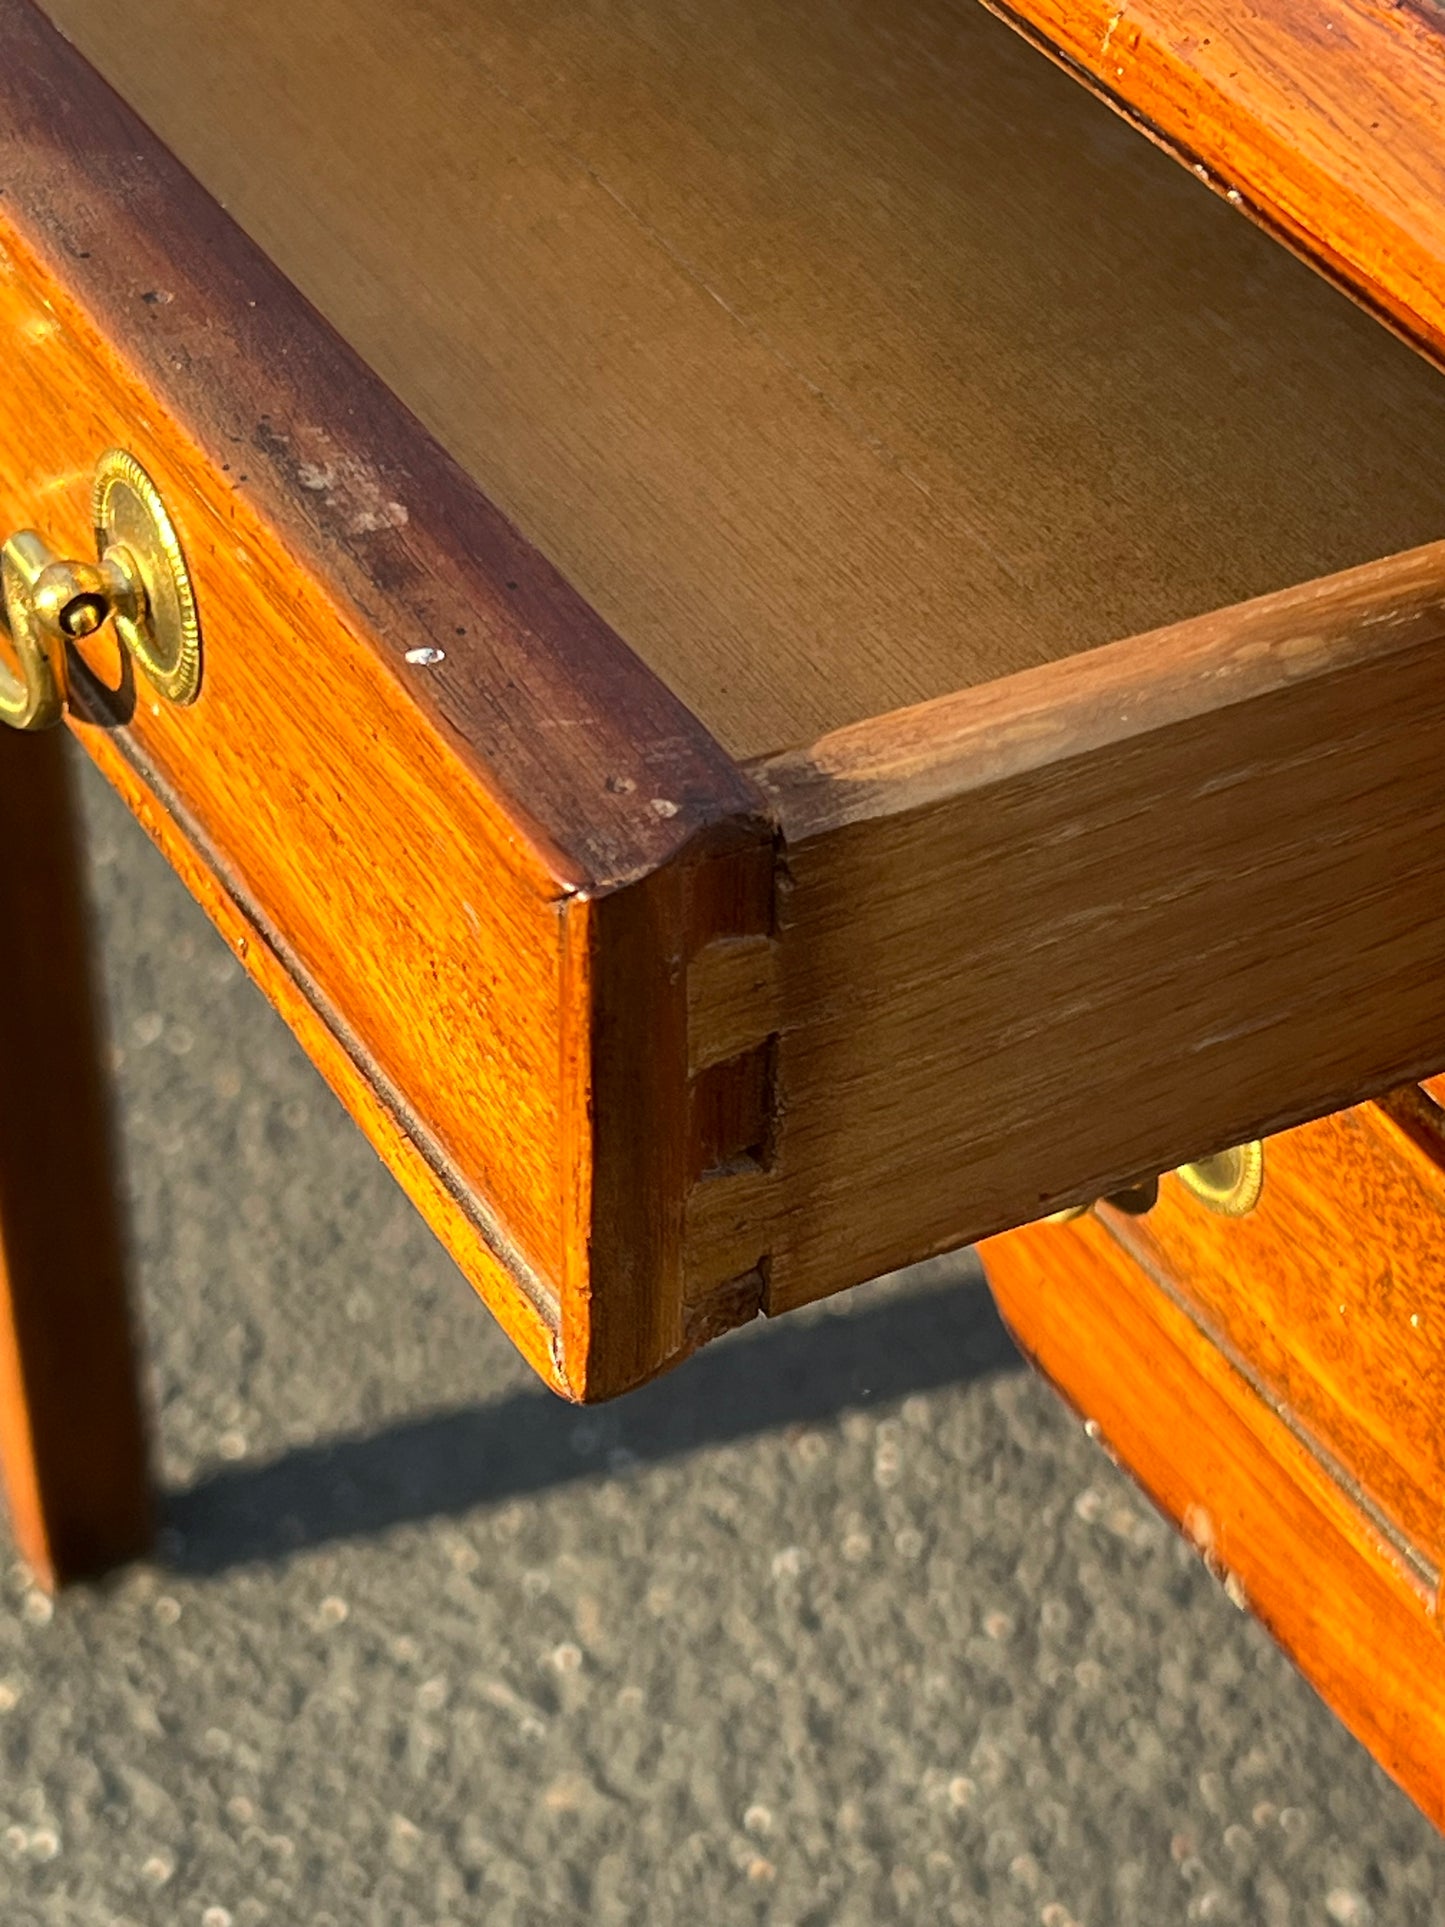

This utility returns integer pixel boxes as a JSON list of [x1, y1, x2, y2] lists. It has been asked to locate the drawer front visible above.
[[0, 0, 769, 1399], [1100, 1097, 1445, 1572]]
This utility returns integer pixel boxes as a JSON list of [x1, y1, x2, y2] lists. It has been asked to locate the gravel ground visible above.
[[0, 745, 1439, 1927]]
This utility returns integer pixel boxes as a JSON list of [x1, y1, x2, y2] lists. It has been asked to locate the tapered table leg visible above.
[[0, 729, 151, 1587]]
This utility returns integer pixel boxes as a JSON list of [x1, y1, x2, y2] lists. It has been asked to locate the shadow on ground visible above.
[[165, 1267, 1020, 1574]]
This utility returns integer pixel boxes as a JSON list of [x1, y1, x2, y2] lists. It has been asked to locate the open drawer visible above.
[[4, 0, 1445, 1399]]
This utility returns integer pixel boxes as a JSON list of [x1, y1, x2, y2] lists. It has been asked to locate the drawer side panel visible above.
[[757, 543, 1445, 1312]]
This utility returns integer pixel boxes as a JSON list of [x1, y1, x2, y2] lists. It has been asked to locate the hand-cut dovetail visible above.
[[682, 924, 783, 1308], [687, 934, 781, 1073]]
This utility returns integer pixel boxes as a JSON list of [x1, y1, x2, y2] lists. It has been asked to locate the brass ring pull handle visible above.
[[0, 531, 72, 730], [0, 450, 201, 731], [1046, 1139, 1265, 1225]]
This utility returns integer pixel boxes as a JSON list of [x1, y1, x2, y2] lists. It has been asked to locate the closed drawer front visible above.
[[978, 1148, 1445, 1829], [1098, 1091, 1445, 1579]]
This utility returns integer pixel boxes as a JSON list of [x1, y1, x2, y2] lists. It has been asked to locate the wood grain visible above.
[[753, 542, 1445, 1312], [979, 1210, 1445, 1830], [688, 937, 782, 1077], [0, 731, 151, 1584], [1101, 1101, 1445, 1571], [76, 730, 568, 1393], [979, 0, 1445, 376], [0, 0, 769, 1399], [36, 0, 1445, 758]]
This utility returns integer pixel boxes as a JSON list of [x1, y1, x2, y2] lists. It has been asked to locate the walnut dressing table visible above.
[[3, 0, 1445, 1822]]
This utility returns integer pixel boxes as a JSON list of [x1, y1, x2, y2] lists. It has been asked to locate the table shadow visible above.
[[163, 1259, 1022, 1576]]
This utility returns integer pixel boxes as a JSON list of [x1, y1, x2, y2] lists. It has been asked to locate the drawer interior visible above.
[[40, 0, 1445, 760]]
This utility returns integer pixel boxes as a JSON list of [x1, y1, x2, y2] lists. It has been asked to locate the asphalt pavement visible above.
[[0, 743, 1439, 1926]]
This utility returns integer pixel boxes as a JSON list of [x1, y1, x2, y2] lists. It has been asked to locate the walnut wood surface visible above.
[[0, 0, 769, 1400], [979, 1208, 1445, 1831], [0, 732, 151, 1584], [1101, 1102, 1445, 1573], [36, 0, 1445, 758], [750, 543, 1445, 1313], [980, 0, 1445, 377]]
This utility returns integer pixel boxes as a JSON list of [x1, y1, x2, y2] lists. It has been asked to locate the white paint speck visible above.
[[405, 646, 445, 666]]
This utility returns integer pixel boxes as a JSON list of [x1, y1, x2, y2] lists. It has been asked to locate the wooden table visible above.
[[3, 0, 1444, 1823]]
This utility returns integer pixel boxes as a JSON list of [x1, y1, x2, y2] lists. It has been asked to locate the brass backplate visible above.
[[92, 449, 202, 705], [1174, 1142, 1266, 1217]]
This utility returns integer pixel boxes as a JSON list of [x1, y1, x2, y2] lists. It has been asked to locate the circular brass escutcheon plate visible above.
[[1175, 1141, 1265, 1217], [92, 449, 202, 705]]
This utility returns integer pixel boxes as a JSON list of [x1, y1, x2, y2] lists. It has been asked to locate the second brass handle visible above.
[[1175, 1142, 1265, 1217], [1049, 1140, 1265, 1224], [0, 450, 202, 731]]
